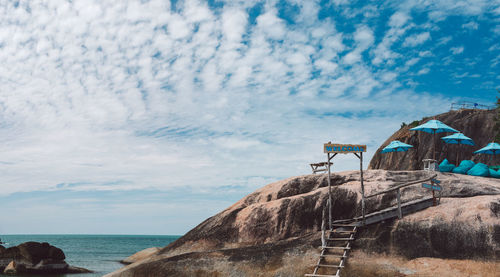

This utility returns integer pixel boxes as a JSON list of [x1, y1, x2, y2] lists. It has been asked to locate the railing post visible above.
[[431, 179, 437, 206], [397, 188, 402, 219]]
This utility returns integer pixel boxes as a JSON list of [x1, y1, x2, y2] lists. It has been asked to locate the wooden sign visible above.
[[324, 143, 367, 153], [422, 183, 442, 191]]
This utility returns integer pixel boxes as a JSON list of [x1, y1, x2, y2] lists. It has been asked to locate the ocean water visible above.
[[0, 234, 180, 277]]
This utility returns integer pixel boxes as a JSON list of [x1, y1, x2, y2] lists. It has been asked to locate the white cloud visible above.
[[343, 51, 361, 64], [450, 46, 464, 54], [437, 36, 453, 45], [405, 57, 420, 67], [256, 8, 286, 40], [400, 0, 496, 18], [372, 11, 413, 65], [462, 21, 479, 30], [354, 25, 374, 49], [403, 32, 430, 47], [417, 67, 430, 75], [222, 8, 247, 46], [343, 25, 373, 65], [389, 11, 410, 27], [419, 50, 433, 57]]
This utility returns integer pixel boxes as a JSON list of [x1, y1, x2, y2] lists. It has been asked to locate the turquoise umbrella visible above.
[[441, 133, 474, 165], [474, 142, 500, 155], [381, 140, 413, 153], [474, 142, 500, 165], [410, 119, 459, 160]]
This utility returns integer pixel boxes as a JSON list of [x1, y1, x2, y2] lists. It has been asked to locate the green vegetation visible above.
[[401, 120, 420, 129]]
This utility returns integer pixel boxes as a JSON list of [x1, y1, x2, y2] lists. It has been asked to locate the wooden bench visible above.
[[310, 162, 332, 174]]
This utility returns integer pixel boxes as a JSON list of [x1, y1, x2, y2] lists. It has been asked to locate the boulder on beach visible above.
[[105, 170, 500, 277], [0, 241, 91, 275]]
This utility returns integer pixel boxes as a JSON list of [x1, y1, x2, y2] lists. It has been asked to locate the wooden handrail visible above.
[[366, 174, 437, 198]]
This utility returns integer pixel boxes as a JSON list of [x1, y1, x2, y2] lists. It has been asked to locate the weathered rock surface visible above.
[[106, 170, 500, 277], [121, 247, 161, 265], [3, 261, 17, 275], [0, 241, 91, 275], [369, 109, 497, 170]]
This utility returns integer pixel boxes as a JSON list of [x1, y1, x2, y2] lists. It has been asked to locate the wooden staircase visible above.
[[305, 223, 357, 277]]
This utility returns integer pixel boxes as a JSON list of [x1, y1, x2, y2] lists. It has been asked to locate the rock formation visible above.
[[121, 247, 161, 265], [106, 170, 500, 277], [0, 241, 91, 275], [369, 108, 497, 170]]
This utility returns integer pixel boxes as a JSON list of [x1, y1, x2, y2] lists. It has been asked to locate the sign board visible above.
[[422, 183, 442, 191], [324, 143, 367, 154]]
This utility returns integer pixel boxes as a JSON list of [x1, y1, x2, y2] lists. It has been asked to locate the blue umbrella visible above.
[[381, 140, 413, 153], [474, 142, 500, 155], [441, 133, 474, 145], [441, 133, 474, 164], [474, 142, 500, 165], [410, 119, 459, 160]]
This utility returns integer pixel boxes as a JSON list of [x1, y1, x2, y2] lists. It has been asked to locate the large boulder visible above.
[[121, 247, 161, 265], [106, 170, 500, 277], [0, 241, 91, 275], [369, 109, 497, 171]]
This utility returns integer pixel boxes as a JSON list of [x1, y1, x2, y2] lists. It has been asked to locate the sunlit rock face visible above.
[[106, 170, 500, 277]]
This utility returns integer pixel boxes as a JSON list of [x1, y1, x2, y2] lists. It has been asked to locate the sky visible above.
[[0, 0, 499, 235]]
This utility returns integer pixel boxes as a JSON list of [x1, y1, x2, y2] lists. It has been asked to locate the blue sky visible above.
[[0, 0, 499, 235]]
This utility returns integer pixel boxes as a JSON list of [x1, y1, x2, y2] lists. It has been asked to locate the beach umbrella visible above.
[[381, 140, 413, 153], [410, 119, 459, 160], [441, 133, 474, 165], [474, 142, 500, 165]]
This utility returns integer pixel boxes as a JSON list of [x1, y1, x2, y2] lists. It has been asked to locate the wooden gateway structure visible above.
[[323, 142, 367, 229], [306, 142, 442, 277]]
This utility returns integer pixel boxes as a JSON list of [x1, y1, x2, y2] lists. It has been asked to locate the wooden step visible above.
[[322, 246, 351, 250], [331, 229, 356, 233], [317, 264, 344, 268], [327, 238, 354, 241], [304, 274, 338, 277], [320, 254, 347, 258], [331, 223, 356, 227]]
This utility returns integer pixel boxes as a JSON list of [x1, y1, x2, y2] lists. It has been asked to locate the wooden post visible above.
[[397, 189, 402, 219], [321, 204, 326, 248], [360, 152, 365, 225], [327, 153, 332, 231]]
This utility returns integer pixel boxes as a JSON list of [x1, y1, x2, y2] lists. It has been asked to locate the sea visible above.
[[0, 234, 180, 277]]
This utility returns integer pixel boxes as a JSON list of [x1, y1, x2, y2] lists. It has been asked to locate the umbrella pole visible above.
[[433, 131, 436, 161]]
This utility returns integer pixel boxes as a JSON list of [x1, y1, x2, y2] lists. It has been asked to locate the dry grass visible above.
[[348, 251, 500, 277]]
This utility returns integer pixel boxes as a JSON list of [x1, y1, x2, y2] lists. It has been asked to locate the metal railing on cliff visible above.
[[450, 102, 496, 111]]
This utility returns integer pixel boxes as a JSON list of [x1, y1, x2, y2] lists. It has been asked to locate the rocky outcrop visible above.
[[0, 242, 91, 275], [106, 170, 500, 277], [369, 109, 497, 170], [121, 247, 161, 265]]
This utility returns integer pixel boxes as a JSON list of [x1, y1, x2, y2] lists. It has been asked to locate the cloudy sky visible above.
[[0, 0, 499, 235]]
